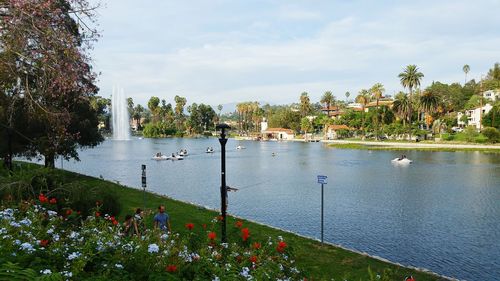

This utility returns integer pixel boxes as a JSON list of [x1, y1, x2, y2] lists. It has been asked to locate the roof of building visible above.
[[321, 106, 341, 111], [264, 128, 295, 134], [365, 100, 394, 107], [328, 124, 351, 130]]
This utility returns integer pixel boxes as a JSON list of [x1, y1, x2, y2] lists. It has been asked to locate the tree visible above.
[[147, 97, 160, 123], [419, 91, 440, 130], [133, 104, 145, 130], [345, 91, 350, 102], [370, 83, 385, 139], [482, 102, 500, 129], [126, 97, 134, 116], [398, 65, 424, 140], [299, 92, 312, 117], [174, 95, 187, 131], [392, 92, 411, 127], [355, 89, 370, 137], [320, 91, 335, 117], [486, 62, 500, 80], [0, 0, 102, 168], [463, 64, 470, 84], [300, 117, 312, 140], [217, 104, 223, 121]]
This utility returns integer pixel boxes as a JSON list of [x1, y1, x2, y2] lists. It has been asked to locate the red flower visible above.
[[65, 209, 72, 216], [49, 198, 57, 204], [185, 223, 194, 231], [112, 219, 118, 226], [166, 264, 177, 272], [249, 255, 258, 263], [252, 242, 261, 250], [208, 231, 216, 241], [77, 211, 81, 215], [241, 228, 250, 241], [109, 216, 115, 221], [235, 221, 243, 228], [95, 212, 101, 217], [39, 239, 49, 247], [276, 241, 287, 253], [38, 194, 48, 204]]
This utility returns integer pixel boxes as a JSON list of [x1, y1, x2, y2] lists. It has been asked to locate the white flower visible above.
[[40, 269, 52, 275], [68, 252, 81, 260], [240, 267, 252, 279], [160, 233, 168, 240], [52, 234, 60, 241], [115, 263, 123, 269], [47, 210, 58, 217], [61, 271, 73, 278], [19, 218, 32, 226], [221, 243, 228, 248], [148, 243, 159, 253], [20, 242, 35, 253], [212, 276, 220, 281], [47, 228, 54, 235], [69, 231, 79, 239], [10, 221, 21, 228], [0, 228, 6, 235]]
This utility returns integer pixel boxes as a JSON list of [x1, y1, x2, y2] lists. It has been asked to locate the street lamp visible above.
[[216, 123, 231, 243]]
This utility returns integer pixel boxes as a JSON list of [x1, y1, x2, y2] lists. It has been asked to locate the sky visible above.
[[90, 0, 500, 108]]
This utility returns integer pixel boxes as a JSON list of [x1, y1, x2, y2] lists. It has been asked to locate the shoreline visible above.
[[323, 140, 500, 152]]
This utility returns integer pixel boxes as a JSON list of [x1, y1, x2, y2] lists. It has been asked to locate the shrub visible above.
[[482, 127, 500, 143], [463, 126, 479, 142]]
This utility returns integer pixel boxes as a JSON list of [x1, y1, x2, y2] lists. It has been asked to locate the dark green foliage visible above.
[[481, 127, 500, 143]]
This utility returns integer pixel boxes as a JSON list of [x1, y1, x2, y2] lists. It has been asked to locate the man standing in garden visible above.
[[154, 205, 171, 233]]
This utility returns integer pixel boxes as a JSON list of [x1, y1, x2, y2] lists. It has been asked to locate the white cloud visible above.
[[91, 0, 500, 106]]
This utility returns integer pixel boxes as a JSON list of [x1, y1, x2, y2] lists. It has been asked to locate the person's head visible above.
[[158, 205, 165, 213], [135, 208, 143, 216], [125, 214, 132, 222]]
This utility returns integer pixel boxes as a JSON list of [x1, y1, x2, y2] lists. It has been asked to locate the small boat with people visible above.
[[152, 152, 168, 161], [236, 145, 246, 150], [206, 147, 214, 153], [391, 154, 412, 164], [167, 153, 184, 160], [179, 149, 188, 156]]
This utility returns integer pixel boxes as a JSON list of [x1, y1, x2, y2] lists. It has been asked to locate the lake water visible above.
[[61, 138, 499, 281]]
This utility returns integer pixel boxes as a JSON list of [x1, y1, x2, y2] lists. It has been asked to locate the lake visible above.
[[60, 138, 499, 281]]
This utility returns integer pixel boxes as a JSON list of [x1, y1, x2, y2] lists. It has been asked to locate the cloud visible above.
[[91, 0, 500, 106]]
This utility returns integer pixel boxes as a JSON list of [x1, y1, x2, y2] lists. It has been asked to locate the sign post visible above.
[[141, 164, 146, 210], [317, 175, 328, 244]]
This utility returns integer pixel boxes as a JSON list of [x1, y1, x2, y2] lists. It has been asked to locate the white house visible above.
[[483, 90, 499, 102], [457, 103, 493, 130], [262, 128, 295, 140], [326, 124, 351, 140]]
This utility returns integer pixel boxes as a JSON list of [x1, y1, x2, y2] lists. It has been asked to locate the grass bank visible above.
[[327, 142, 500, 153], [1, 163, 449, 280]]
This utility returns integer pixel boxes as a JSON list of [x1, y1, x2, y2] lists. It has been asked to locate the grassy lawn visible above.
[[327, 143, 500, 153], [1, 162, 448, 280]]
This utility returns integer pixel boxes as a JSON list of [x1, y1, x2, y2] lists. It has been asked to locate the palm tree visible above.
[[299, 92, 311, 117], [370, 83, 385, 139], [398, 65, 424, 140], [463, 64, 470, 85], [419, 91, 439, 130], [392, 92, 411, 128], [345, 91, 350, 102], [321, 91, 335, 117], [355, 89, 370, 137]]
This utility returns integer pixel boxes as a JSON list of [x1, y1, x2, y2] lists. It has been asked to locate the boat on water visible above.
[[236, 145, 246, 150], [179, 149, 188, 156], [206, 147, 214, 153], [167, 154, 184, 161], [391, 157, 412, 164], [152, 153, 168, 161]]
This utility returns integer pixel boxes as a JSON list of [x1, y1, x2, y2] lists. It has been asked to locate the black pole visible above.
[[141, 164, 147, 211], [321, 183, 324, 244], [217, 123, 230, 243]]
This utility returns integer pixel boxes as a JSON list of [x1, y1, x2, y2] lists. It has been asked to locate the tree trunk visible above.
[[44, 153, 55, 168], [4, 128, 13, 172], [408, 87, 413, 141]]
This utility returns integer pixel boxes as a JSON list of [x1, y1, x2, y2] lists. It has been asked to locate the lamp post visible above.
[[216, 123, 231, 243]]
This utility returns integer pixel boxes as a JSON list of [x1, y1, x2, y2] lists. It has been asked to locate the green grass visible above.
[[328, 143, 500, 153], [1, 162, 448, 281]]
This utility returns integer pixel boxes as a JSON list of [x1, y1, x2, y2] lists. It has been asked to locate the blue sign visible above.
[[317, 175, 327, 184]]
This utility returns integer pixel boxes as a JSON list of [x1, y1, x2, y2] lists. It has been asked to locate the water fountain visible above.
[[111, 86, 131, 140]]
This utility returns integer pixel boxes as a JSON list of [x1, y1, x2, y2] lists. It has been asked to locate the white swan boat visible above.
[[236, 145, 246, 150], [179, 150, 188, 156], [167, 155, 184, 160], [206, 148, 214, 153], [391, 158, 412, 164], [152, 155, 168, 161]]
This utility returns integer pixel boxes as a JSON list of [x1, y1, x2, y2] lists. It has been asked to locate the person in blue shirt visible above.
[[153, 205, 171, 232]]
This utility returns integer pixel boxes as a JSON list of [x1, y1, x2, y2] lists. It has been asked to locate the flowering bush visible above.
[[0, 203, 304, 280]]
